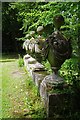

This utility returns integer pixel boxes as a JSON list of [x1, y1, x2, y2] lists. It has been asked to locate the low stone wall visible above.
[[23, 54, 48, 90], [23, 54, 74, 118]]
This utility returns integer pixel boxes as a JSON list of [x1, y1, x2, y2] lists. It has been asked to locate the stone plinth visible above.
[[47, 93, 71, 118], [40, 73, 63, 106], [32, 70, 48, 91], [40, 73, 71, 118]]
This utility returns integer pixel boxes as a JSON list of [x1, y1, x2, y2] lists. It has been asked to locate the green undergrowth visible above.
[[42, 57, 80, 95], [1, 54, 46, 119], [18, 54, 24, 67], [42, 60, 52, 74], [42, 57, 79, 86], [59, 57, 79, 85]]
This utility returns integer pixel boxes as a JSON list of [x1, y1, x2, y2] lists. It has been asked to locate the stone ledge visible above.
[[23, 54, 48, 89], [32, 70, 48, 90]]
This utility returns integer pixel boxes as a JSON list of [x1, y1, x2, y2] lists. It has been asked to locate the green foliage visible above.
[[42, 60, 52, 74], [60, 57, 79, 85], [3, 2, 79, 54], [18, 54, 24, 67], [2, 2, 79, 52]]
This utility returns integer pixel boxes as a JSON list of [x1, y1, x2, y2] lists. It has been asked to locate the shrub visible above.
[[18, 54, 24, 67]]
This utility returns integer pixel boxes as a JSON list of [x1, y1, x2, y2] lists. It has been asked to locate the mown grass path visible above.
[[1, 56, 46, 119]]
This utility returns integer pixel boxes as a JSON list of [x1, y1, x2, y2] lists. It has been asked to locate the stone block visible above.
[[32, 70, 48, 90], [40, 73, 63, 106], [47, 93, 71, 117], [40, 73, 72, 118]]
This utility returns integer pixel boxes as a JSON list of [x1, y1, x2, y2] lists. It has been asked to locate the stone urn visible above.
[[34, 26, 45, 62], [42, 15, 72, 79]]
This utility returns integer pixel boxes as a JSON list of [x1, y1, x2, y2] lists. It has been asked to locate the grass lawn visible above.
[[1, 54, 46, 119]]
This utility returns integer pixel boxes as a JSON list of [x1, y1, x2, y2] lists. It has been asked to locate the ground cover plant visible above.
[[1, 54, 46, 119]]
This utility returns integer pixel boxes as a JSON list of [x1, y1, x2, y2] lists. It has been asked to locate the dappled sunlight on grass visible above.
[[1, 56, 46, 118]]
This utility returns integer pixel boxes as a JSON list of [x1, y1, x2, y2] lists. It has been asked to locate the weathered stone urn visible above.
[[40, 15, 72, 103], [42, 15, 72, 75]]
